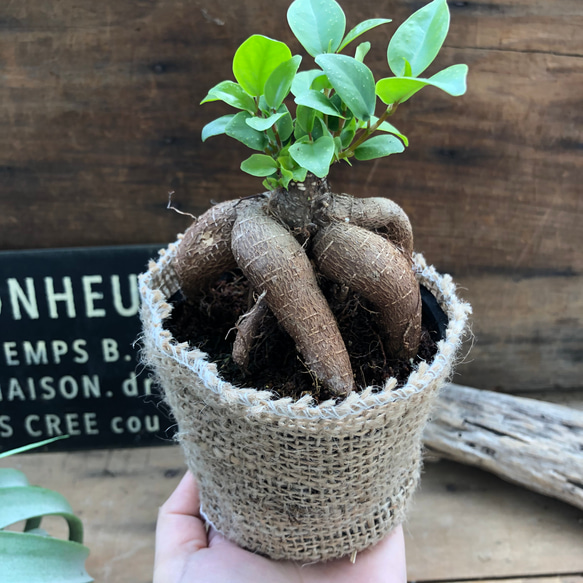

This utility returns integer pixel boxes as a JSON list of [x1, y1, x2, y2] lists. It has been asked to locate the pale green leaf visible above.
[[0, 436, 69, 459], [0, 531, 92, 583], [0, 469, 29, 488], [338, 18, 391, 51], [225, 111, 268, 150], [354, 134, 405, 160], [264, 55, 302, 109], [315, 54, 376, 121], [201, 114, 236, 142], [0, 486, 84, 542], [276, 106, 294, 141], [245, 112, 287, 131], [200, 80, 256, 112], [340, 116, 357, 148], [240, 154, 278, 177], [376, 64, 468, 105], [287, 0, 346, 57], [296, 105, 316, 133], [388, 0, 450, 77], [294, 90, 344, 117], [355, 41, 371, 63], [233, 35, 292, 96], [289, 135, 335, 177], [290, 69, 324, 97]]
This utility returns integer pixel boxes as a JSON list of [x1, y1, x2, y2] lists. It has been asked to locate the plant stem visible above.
[[340, 105, 398, 159]]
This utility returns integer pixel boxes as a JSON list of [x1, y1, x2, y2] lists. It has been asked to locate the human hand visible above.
[[154, 471, 407, 583]]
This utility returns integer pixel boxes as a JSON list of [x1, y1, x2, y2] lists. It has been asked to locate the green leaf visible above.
[[376, 64, 468, 104], [200, 80, 256, 112], [245, 112, 287, 131], [276, 106, 294, 141], [388, 0, 450, 77], [355, 41, 371, 63], [233, 35, 292, 96], [0, 531, 92, 583], [296, 105, 316, 133], [338, 18, 392, 51], [289, 135, 335, 178], [264, 55, 302, 109], [290, 69, 324, 97], [0, 469, 30, 487], [225, 111, 268, 150], [240, 154, 278, 177], [354, 134, 405, 160], [201, 114, 236, 142], [0, 486, 84, 542], [287, 0, 346, 57], [295, 90, 344, 118], [340, 116, 357, 148], [365, 116, 409, 146], [315, 54, 376, 121]]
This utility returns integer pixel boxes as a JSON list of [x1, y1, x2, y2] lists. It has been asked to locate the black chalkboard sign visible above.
[[0, 245, 177, 453]]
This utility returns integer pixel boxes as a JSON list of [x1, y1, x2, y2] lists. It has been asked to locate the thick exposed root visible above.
[[231, 199, 355, 397], [312, 221, 421, 360], [175, 200, 238, 299], [232, 291, 269, 370], [323, 194, 414, 256]]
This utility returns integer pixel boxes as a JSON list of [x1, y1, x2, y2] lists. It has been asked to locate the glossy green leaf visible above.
[[233, 35, 292, 96], [376, 64, 468, 104], [354, 134, 405, 160], [295, 90, 344, 118], [338, 18, 391, 51], [290, 69, 324, 97], [200, 80, 256, 112], [240, 154, 278, 177], [0, 531, 92, 583], [287, 0, 346, 57], [264, 55, 302, 109], [355, 41, 371, 63], [246, 112, 287, 131], [289, 135, 335, 178], [225, 111, 268, 150], [201, 114, 236, 142], [388, 0, 450, 77], [315, 54, 376, 121], [292, 166, 309, 182]]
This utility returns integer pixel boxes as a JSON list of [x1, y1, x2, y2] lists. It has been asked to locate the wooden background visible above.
[[1, 0, 581, 394]]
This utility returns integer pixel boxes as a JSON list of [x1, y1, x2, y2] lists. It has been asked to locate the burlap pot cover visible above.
[[139, 237, 471, 562]]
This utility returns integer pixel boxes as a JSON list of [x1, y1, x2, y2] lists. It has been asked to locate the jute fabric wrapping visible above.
[[139, 238, 471, 562]]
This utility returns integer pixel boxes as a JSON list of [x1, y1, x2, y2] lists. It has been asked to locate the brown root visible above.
[[312, 221, 421, 360], [231, 199, 355, 397], [232, 290, 269, 370], [175, 200, 238, 299], [323, 194, 414, 256]]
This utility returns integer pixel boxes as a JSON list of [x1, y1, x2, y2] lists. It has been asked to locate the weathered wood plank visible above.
[[424, 384, 583, 510], [3, 445, 583, 582]]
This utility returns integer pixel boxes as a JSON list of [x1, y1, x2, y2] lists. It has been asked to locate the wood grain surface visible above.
[[3, 445, 582, 583], [0, 0, 581, 391]]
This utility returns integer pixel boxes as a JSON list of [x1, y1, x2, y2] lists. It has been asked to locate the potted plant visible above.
[[140, 0, 471, 562]]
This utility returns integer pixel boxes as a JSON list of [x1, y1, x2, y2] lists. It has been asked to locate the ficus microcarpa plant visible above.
[[176, 0, 468, 398]]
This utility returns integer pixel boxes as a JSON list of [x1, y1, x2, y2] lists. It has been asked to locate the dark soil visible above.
[[164, 269, 440, 404]]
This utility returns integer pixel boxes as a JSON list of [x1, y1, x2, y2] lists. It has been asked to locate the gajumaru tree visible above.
[[175, 0, 467, 397]]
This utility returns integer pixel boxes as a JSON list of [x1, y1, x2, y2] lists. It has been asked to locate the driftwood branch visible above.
[[424, 383, 583, 511]]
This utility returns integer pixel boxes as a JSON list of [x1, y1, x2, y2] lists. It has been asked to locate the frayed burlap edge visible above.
[[139, 237, 471, 562]]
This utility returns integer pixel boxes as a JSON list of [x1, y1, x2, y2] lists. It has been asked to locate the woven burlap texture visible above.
[[139, 238, 471, 562]]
